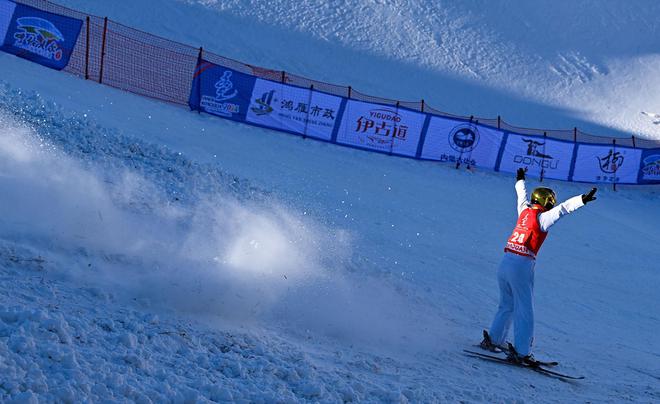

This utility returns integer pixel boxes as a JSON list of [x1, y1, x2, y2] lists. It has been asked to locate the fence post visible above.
[[540, 131, 547, 182], [281, 71, 286, 83], [612, 138, 617, 192], [573, 127, 577, 142], [347, 86, 352, 99], [632, 135, 636, 148], [195, 47, 203, 113], [497, 115, 501, 129], [99, 17, 108, 84], [84, 16, 90, 80], [458, 116, 475, 169], [467, 120, 477, 170], [391, 101, 400, 156], [421, 99, 425, 112], [303, 84, 313, 140]]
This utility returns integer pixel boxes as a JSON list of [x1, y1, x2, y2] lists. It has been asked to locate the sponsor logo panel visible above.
[[499, 134, 574, 180], [189, 62, 256, 122], [245, 79, 342, 140], [336, 100, 425, 157], [421, 117, 503, 169], [1, 3, 82, 70], [572, 144, 641, 184], [639, 150, 660, 183]]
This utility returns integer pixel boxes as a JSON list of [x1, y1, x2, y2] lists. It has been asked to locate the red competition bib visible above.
[[504, 206, 548, 259]]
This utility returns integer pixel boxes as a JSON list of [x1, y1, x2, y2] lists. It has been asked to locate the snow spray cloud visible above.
[[0, 113, 157, 254], [0, 110, 352, 323], [0, 105, 438, 353]]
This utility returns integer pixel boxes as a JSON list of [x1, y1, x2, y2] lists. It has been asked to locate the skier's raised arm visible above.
[[538, 188, 597, 232], [515, 168, 528, 216]]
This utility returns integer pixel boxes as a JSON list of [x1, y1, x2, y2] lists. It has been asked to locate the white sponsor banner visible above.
[[499, 134, 575, 180], [572, 144, 642, 184], [245, 79, 341, 140], [0, 0, 16, 45], [421, 117, 503, 169], [336, 100, 425, 156]]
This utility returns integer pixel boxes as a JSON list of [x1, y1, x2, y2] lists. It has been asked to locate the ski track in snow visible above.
[[550, 52, 608, 85]]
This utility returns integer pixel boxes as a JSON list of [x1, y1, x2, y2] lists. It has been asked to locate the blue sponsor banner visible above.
[[638, 149, 660, 184], [189, 59, 256, 123], [183, 60, 660, 186], [0, 2, 82, 70]]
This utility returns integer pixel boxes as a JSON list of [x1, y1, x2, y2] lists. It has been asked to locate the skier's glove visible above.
[[582, 188, 597, 204], [516, 168, 526, 181]]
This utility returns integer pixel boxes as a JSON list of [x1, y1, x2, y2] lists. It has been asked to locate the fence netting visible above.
[[11, 0, 656, 150]]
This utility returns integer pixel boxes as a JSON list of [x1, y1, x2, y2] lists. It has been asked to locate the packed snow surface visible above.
[[1, 0, 659, 402]]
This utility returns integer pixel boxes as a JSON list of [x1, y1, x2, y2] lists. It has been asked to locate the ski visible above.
[[472, 344, 559, 367], [477, 331, 558, 366], [463, 350, 584, 380]]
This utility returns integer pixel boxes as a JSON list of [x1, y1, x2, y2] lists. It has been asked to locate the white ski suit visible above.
[[488, 180, 584, 356]]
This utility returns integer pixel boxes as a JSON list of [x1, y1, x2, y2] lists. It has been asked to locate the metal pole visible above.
[[84, 16, 90, 80], [612, 138, 617, 192], [98, 17, 108, 84], [196, 47, 203, 113], [303, 84, 313, 139], [540, 132, 547, 182]]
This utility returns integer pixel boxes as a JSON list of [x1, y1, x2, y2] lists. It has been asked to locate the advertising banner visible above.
[[0, 2, 82, 70], [421, 117, 503, 168], [498, 134, 575, 180], [336, 100, 425, 157], [0, 0, 16, 45], [188, 60, 256, 123], [245, 79, 342, 140], [638, 149, 660, 184], [572, 144, 642, 184]]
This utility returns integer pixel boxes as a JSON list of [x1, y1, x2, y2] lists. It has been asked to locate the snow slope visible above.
[[51, 0, 660, 140], [1, 0, 660, 402]]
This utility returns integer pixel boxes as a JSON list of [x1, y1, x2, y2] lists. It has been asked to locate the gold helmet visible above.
[[530, 187, 556, 210]]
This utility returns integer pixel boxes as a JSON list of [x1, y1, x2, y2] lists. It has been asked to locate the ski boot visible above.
[[479, 330, 502, 353], [506, 343, 539, 367]]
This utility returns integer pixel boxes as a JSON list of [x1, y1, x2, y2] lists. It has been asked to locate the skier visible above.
[[480, 167, 597, 364]]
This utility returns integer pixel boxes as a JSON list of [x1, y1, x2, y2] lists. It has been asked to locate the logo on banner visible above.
[[448, 124, 479, 152], [12, 17, 64, 61], [355, 108, 408, 146], [597, 149, 624, 174], [249, 88, 337, 127], [251, 90, 275, 116], [641, 154, 660, 180], [214, 71, 238, 100], [201, 70, 241, 117], [513, 138, 558, 170]]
